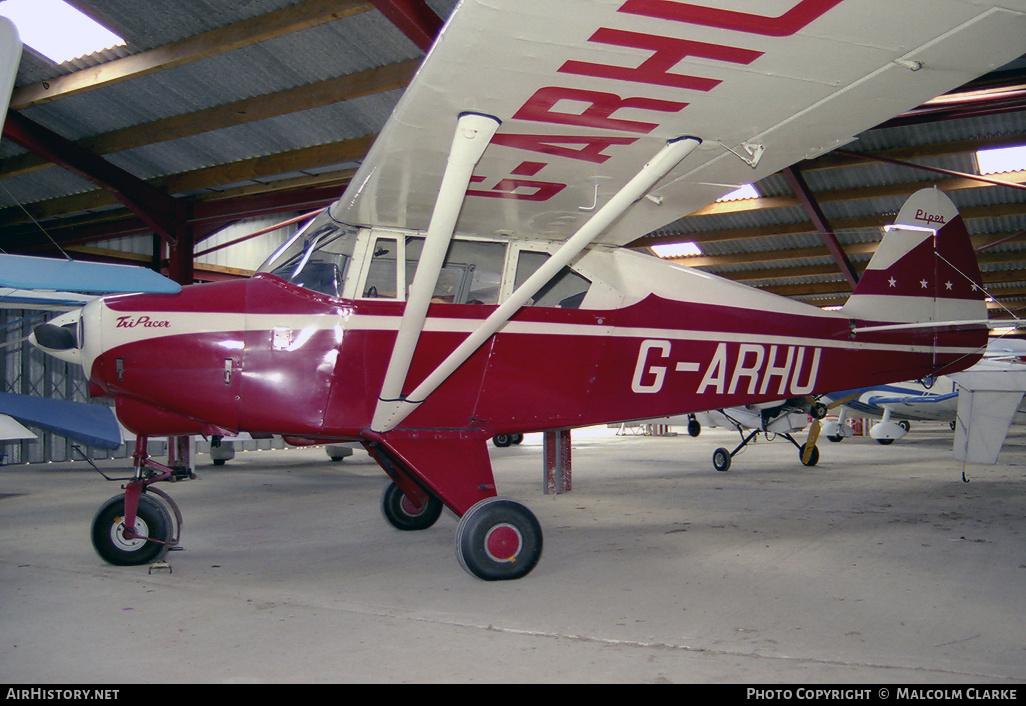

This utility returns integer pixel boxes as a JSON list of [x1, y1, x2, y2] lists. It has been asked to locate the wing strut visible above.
[[371, 134, 702, 434], [371, 112, 501, 432]]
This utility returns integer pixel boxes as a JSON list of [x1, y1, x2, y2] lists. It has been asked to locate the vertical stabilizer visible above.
[[0, 18, 20, 134], [841, 188, 986, 325]]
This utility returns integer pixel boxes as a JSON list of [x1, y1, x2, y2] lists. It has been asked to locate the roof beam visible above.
[[9, 0, 373, 109], [368, 0, 444, 51], [0, 60, 418, 180], [782, 166, 859, 290], [2, 111, 184, 241], [637, 202, 1026, 257]]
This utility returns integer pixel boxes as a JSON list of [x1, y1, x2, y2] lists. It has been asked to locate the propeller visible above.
[[801, 393, 859, 465]]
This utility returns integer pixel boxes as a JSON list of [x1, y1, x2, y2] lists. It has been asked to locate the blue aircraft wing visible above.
[[0, 255, 181, 296], [0, 392, 122, 450]]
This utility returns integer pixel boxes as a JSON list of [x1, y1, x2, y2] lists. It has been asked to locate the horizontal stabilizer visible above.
[[0, 392, 122, 450], [850, 319, 998, 335], [0, 255, 181, 295]]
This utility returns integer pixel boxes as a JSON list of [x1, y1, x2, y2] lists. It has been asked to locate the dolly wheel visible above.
[[455, 498, 542, 581], [380, 482, 443, 531]]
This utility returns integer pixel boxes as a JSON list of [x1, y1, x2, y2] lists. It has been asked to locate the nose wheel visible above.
[[455, 497, 542, 581], [91, 493, 174, 566]]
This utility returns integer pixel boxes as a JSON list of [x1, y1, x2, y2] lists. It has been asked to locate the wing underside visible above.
[[331, 0, 1026, 244]]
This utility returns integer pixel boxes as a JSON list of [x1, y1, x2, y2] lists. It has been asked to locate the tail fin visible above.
[[841, 188, 987, 325]]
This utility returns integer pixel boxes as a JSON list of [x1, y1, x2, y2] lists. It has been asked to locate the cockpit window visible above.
[[257, 217, 356, 298], [514, 251, 591, 308], [405, 237, 504, 304]]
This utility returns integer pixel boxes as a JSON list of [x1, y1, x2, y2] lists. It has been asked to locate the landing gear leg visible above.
[[713, 428, 760, 471], [363, 430, 544, 580], [89, 436, 189, 566]]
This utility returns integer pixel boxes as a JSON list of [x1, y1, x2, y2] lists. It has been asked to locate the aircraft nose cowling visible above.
[[29, 310, 82, 365], [32, 322, 77, 350]]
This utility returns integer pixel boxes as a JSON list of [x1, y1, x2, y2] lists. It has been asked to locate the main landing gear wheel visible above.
[[455, 497, 542, 581], [687, 417, 701, 437], [91, 493, 172, 566], [380, 481, 443, 531], [712, 447, 731, 472], [492, 434, 523, 448]]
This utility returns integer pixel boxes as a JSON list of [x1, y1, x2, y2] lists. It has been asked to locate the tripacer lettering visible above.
[[116, 315, 171, 329]]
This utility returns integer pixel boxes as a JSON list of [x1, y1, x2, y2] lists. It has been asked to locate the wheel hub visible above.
[[110, 516, 148, 551], [484, 523, 522, 562]]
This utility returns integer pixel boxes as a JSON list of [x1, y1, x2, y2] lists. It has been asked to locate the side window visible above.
[[514, 251, 592, 308], [363, 237, 399, 298], [405, 238, 505, 304]]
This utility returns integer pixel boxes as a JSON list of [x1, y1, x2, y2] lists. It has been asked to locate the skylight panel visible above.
[[651, 242, 702, 258], [717, 184, 759, 201], [0, 0, 126, 65], [976, 144, 1026, 175]]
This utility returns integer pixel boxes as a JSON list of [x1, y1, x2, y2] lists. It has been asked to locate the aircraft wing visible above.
[[830, 384, 960, 422], [330, 0, 1026, 244], [0, 254, 182, 297], [950, 362, 1026, 464], [0, 17, 16, 134], [0, 392, 122, 450]]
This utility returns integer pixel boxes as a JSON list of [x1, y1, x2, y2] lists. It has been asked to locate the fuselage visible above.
[[46, 226, 986, 442]]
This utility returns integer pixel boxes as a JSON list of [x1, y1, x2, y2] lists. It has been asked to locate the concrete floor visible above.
[[1, 422, 1024, 684]]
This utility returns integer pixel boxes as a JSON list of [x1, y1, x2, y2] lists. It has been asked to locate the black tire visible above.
[[455, 498, 542, 581], [687, 418, 701, 437], [828, 435, 843, 443], [511, 434, 524, 445], [492, 434, 512, 448], [876, 438, 894, 445], [380, 482, 443, 531], [91, 493, 172, 566], [712, 447, 731, 472], [799, 443, 820, 467]]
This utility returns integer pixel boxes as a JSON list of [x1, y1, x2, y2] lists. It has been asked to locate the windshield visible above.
[[257, 214, 356, 298]]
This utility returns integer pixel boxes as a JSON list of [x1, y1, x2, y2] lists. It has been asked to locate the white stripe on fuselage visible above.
[[95, 305, 982, 360]]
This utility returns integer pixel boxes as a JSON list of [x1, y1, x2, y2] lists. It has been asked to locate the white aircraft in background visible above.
[[822, 340, 1026, 464]]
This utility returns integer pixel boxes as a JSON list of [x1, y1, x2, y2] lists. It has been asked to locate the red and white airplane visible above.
[[13, 1, 1026, 580]]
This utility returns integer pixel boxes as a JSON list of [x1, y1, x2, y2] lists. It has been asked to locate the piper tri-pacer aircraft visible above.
[[17, 1, 1026, 580]]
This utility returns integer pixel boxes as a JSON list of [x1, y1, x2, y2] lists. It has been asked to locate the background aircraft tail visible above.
[[841, 188, 987, 325]]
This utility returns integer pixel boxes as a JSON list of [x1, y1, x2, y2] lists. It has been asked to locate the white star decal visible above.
[[945, 281, 953, 290], [920, 279, 929, 289], [888, 277, 897, 288]]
